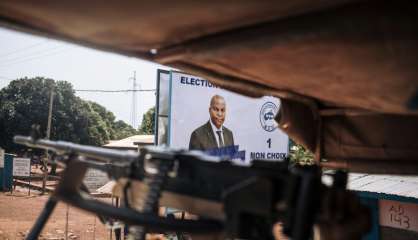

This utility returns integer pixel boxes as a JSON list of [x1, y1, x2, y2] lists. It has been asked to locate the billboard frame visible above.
[[155, 69, 170, 145]]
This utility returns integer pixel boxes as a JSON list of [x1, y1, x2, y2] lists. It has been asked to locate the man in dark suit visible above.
[[189, 95, 234, 151]]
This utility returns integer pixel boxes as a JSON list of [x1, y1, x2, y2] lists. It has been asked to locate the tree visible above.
[[0, 77, 57, 151], [113, 120, 139, 139], [0, 77, 135, 152], [89, 101, 117, 139], [289, 140, 314, 165], [138, 107, 155, 134]]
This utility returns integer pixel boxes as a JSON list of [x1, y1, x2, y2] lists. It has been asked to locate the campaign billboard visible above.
[[167, 71, 288, 165]]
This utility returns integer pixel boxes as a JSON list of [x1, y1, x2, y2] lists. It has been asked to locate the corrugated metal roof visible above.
[[103, 135, 154, 149], [348, 174, 418, 199]]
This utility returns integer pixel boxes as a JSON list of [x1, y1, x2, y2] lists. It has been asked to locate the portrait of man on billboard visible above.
[[189, 94, 234, 151]]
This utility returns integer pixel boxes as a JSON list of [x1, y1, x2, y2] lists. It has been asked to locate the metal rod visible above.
[[26, 198, 58, 240], [58, 193, 223, 233], [14, 136, 139, 164]]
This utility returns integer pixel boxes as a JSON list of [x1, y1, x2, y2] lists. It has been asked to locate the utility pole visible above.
[[130, 71, 138, 129], [46, 88, 54, 141], [42, 87, 54, 194]]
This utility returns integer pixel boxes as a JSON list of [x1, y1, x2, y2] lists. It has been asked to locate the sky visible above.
[[0, 27, 170, 129]]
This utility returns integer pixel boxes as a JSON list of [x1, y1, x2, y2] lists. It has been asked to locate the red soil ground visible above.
[[0, 188, 110, 240]]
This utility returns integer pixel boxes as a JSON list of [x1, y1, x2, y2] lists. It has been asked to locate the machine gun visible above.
[[14, 133, 370, 240]]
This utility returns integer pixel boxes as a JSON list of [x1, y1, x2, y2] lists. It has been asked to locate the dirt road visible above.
[[0, 188, 111, 240]]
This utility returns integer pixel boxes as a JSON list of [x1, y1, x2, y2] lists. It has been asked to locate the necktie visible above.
[[216, 130, 224, 147]]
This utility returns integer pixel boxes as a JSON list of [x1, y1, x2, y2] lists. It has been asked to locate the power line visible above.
[[75, 89, 155, 93], [0, 45, 65, 65], [0, 40, 48, 58], [0, 48, 67, 66], [0, 49, 69, 68]]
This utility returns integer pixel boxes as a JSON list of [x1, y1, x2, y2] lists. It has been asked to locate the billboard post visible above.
[[0, 148, 4, 168]]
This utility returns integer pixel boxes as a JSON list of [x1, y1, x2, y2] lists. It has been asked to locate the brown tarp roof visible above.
[[0, 0, 417, 173]]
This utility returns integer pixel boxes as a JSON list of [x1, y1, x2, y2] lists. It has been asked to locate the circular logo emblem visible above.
[[260, 102, 278, 132]]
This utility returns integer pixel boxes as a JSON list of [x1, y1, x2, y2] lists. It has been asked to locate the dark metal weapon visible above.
[[14, 135, 370, 240]]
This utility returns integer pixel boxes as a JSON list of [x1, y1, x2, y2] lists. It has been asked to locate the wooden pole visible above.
[[42, 88, 54, 194], [65, 205, 69, 240], [93, 216, 96, 240], [28, 165, 31, 196]]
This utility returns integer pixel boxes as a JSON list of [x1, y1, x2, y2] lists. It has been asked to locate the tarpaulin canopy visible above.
[[1, 0, 417, 173]]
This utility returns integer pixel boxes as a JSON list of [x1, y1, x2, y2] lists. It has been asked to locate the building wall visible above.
[[356, 191, 418, 240]]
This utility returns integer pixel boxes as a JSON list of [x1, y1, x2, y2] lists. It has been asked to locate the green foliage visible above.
[[0, 77, 55, 150], [138, 107, 155, 135], [0, 77, 137, 151], [113, 120, 139, 140], [289, 140, 314, 165]]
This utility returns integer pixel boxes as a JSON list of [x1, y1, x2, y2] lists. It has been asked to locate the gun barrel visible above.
[[14, 135, 139, 163]]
